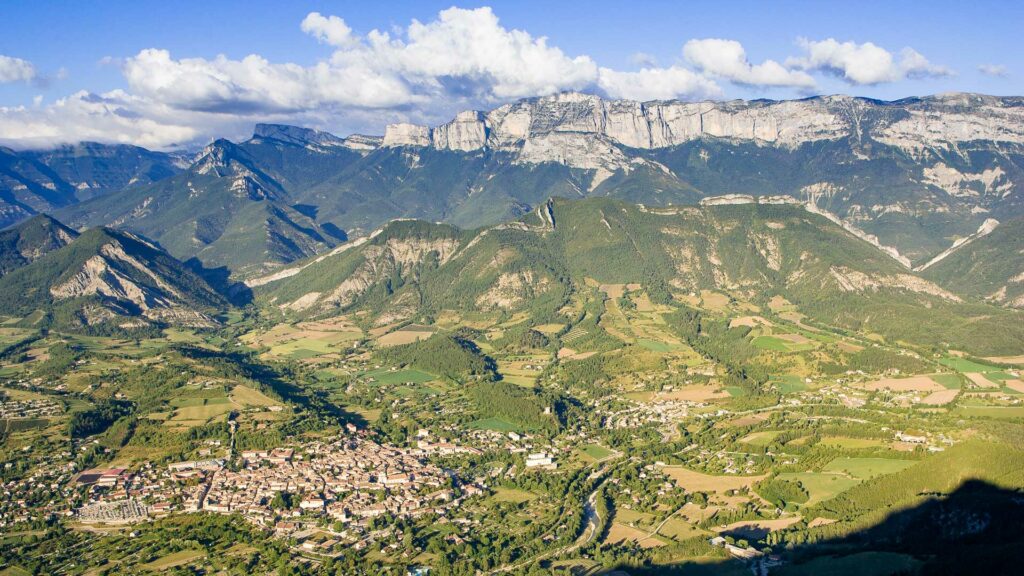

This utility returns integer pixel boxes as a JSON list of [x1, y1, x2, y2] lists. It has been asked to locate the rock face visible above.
[[380, 92, 1024, 168], [432, 111, 489, 151], [383, 123, 433, 147]]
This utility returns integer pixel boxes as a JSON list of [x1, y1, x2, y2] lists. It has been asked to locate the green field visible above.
[[778, 472, 860, 507], [822, 457, 915, 480], [740, 430, 782, 447], [930, 373, 962, 389], [579, 444, 614, 461], [773, 374, 808, 394], [939, 357, 1002, 373], [636, 339, 676, 353], [490, 487, 537, 504], [957, 405, 1024, 419], [752, 336, 790, 351], [142, 549, 206, 571], [362, 368, 436, 385]]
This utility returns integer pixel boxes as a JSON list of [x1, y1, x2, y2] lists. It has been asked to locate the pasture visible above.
[[858, 376, 944, 392], [377, 327, 435, 347], [777, 472, 859, 507], [659, 466, 765, 493], [821, 457, 915, 480]]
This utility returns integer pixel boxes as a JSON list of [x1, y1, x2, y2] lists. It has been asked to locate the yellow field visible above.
[[858, 375, 944, 392], [658, 517, 708, 541], [533, 323, 565, 334], [557, 347, 596, 360], [716, 516, 801, 534], [919, 389, 959, 405], [729, 316, 773, 328], [984, 355, 1024, 365], [605, 523, 664, 548], [699, 290, 730, 312], [658, 466, 765, 493], [376, 328, 434, 347], [230, 385, 279, 407], [964, 373, 1000, 388]]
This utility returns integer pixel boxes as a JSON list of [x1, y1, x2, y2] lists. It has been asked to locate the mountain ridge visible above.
[[38, 91, 1024, 282]]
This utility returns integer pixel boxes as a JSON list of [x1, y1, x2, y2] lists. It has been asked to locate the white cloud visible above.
[[598, 66, 721, 101], [683, 39, 815, 88], [629, 52, 658, 68], [120, 7, 605, 114], [787, 38, 952, 85], [0, 10, 966, 151], [0, 6, 730, 149], [300, 12, 357, 48], [978, 63, 1008, 77], [0, 55, 36, 83]]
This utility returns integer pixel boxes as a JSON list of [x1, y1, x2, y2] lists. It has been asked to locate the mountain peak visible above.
[[253, 124, 345, 148]]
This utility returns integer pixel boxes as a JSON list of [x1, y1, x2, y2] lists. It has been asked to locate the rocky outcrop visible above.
[[383, 123, 433, 147], [377, 92, 1024, 175], [432, 111, 488, 151]]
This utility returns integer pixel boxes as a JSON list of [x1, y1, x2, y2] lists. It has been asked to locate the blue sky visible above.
[[0, 0, 1020, 149]]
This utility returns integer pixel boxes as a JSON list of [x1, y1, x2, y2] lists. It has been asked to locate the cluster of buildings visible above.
[[599, 398, 691, 429], [0, 398, 62, 419], [69, 435, 482, 540], [0, 445, 76, 528], [203, 438, 472, 526]]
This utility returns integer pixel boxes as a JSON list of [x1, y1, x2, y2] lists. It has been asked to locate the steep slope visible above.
[[923, 216, 1024, 307], [0, 143, 182, 228], [0, 214, 78, 275], [256, 197, 1023, 354], [58, 139, 348, 277], [368, 92, 1024, 264], [39, 92, 1024, 271], [0, 227, 226, 330]]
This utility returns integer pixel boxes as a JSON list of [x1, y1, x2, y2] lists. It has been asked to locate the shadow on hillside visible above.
[[173, 345, 366, 429], [184, 257, 254, 306], [604, 480, 1024, 576]]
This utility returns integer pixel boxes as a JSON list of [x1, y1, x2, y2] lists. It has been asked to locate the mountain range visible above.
[[249, 197, 1023, 356], [0, 92, 1021, 285], [0, 223, 224, 331]]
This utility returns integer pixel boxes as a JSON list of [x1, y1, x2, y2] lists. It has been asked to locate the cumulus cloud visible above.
[[0, 9, 962, 150], [683, 39, 815, 88], [598, 66, 721, 101], [0, 7, 731, 149], [787, 38, 952, 85], [300, 12, 357, 48], [978, 63, 1008, 77], [121, 7, 602, 114], [0, 55, 36, 83]]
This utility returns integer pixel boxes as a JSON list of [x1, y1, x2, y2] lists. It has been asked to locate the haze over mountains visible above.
[[1, 92, 1022, 289]]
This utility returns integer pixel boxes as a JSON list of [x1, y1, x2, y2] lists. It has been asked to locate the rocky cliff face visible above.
[[379, 92, 1024, 166]]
